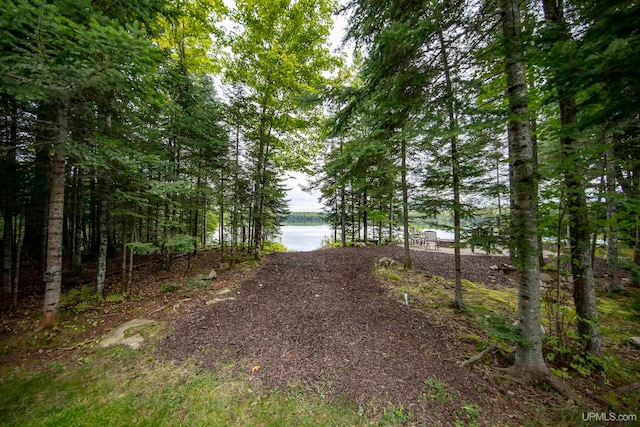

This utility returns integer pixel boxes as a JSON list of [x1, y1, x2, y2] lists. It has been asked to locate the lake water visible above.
[[279, 225, 457, 251], [279, 225, 333, 251]]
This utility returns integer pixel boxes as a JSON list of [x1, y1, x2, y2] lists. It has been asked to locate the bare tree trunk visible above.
[[501, 0, 548, 376], [71, 168, 83, 273], [340, 138, 347, 247], [121, 219, 127, 289], [401, 138, 412, 268], [219, 172, 224, 259], [41, 101, 68, 328], [542, 0, 602, 356], [25, 104, 54, 273], [605, 147, 621, 289], [127, 223, 134, 293], [96, 197, 108, 295], [13, 216, 22, 310], [363, 192, 368, 243], [2, 204, 12, 312], [436, 22, 462, 307], [1, 102, 17, 311]]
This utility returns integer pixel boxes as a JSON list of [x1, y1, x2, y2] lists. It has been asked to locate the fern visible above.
[[106, 294, 125, 303], [74, 301, 91, 313]]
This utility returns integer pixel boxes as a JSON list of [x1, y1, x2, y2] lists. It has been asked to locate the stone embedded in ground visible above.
[[100, 319, 155, 350], [354, 242, 367, 248], [606, 282, 626, 293], [539, 272, 554, 283], [204, 269, 217, 280], [377, 257, 395, 267], [205, 297, 236, 305], [630, 337, 640, 349]]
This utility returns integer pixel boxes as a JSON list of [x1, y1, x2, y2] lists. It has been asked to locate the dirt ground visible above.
[[158, 246, 569, 425]]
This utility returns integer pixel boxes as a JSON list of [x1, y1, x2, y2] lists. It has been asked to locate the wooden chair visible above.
[[422, 230, 440, 250]]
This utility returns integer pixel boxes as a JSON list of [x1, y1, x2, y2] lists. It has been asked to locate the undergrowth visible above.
[[374, 261, 640, 416]]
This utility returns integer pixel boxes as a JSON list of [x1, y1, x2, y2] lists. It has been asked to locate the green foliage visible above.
[[465, 307, 524, 349], [60, 286, 102, 313], [160, 283, 181, 294], [421, 376, 454, 403], [184, 277, 209, 290], [126, 242, 158, 256], [105, 294, 125, 303], [377, 405, 411, 426], [161, 235, 196, 269], [457, 402, 482, 427], [620, 257, 640, 286], [262, 241, 288, 254]]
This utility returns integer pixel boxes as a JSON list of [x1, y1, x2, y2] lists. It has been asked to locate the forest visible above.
[[1, 0, 640, 420]]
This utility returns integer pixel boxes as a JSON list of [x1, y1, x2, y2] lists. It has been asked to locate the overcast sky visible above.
[[285, 6, 350, 213]]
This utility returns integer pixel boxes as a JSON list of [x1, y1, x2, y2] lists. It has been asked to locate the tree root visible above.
[[461, 345, 496, 367], [498, 365, 580, 403]]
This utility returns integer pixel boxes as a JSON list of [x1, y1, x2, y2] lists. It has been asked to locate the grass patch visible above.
[[420, 376, 454, 403], [0, 347, 370, 427]]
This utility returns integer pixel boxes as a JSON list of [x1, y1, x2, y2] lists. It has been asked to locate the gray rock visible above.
[[100, 319, 155, 350], [354, 242, 367, 248], [606, 282, 626, 293], [630, 337, 640, 349], [378, 257, 395, 267], [204, 269, 217, 280], [539, 272, 554, 283]]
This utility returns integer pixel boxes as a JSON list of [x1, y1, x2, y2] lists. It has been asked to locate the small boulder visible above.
[[539, 272, 554, 283], [204, 269, 217, 280], [354, 242, 367, 248], [377, 257, 395, 267], [630, 337, 640, 349], [100, 319, 155, 350], [501, 263, 518, 272], [606, 282, 626, 293]]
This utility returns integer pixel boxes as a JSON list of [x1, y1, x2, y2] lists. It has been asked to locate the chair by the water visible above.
[[422, 230, 440, 250]]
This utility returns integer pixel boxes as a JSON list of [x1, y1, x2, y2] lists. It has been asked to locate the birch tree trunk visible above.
[[41, 100, 68, 328], [501, 0, 548, 376]]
